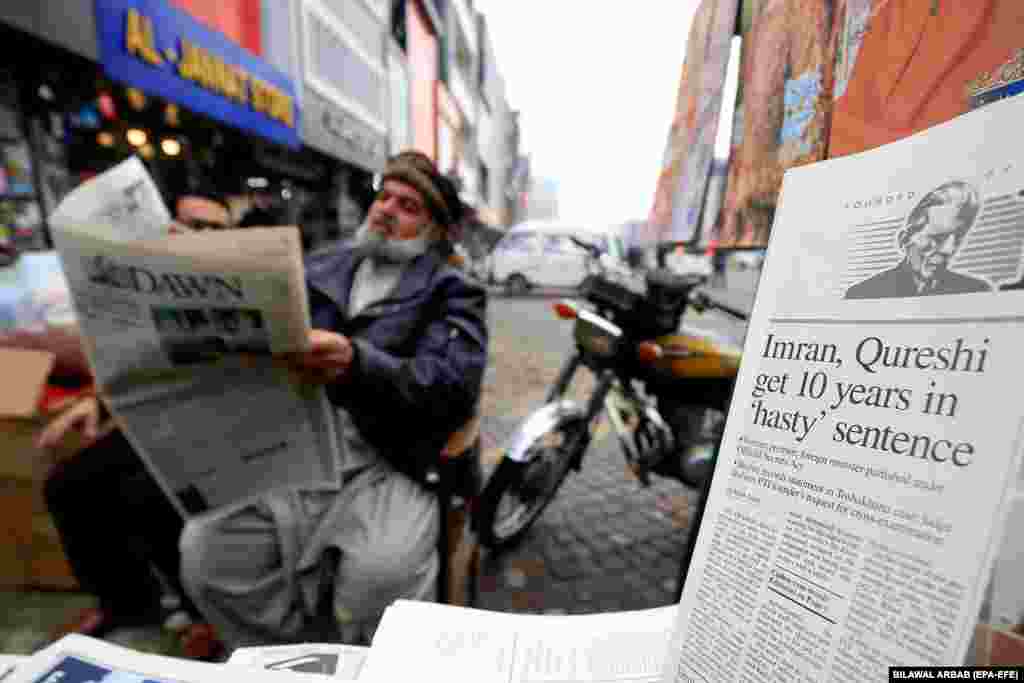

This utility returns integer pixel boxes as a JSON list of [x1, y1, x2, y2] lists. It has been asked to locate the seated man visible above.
[[179, 151, 488, 645]]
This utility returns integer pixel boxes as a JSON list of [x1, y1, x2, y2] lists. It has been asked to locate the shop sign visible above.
[[320, 106, 384, 167], [303, 87, 387, 172], [94, 0, 301, 148]]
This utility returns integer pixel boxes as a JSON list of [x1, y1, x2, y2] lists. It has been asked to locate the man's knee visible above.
[[336, 502, 440, 609], [342, 541, 435, 592], [179, 511, 285, 597], [178, 517, 216, 596]]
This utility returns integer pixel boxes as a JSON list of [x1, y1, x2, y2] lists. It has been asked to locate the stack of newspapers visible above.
[[0, 601, 678, 682]]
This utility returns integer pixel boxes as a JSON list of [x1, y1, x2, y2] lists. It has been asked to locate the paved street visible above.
[[0, 267, 761, 655]]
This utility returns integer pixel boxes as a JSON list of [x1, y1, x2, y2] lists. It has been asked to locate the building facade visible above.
[[399, 0, 441, 161], [261, 0, 391, 246]]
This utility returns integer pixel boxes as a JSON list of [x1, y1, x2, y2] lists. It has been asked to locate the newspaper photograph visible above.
[[228, 643, 369, 679], [661, 95, 1024, 681], [3, 634, 329, 683], [48, 158, 340, 514]]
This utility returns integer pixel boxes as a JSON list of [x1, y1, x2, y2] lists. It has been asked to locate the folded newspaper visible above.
[[48, 158, 340, 514], [360, 600, 677, 682]]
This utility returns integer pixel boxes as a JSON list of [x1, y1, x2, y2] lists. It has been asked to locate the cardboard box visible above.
[[0, 347, 87, 589], [973, 624, 1024, 666]]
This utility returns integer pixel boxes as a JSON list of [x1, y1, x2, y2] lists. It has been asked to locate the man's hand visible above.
[[281, 329, 355, 384], [35, 396, 104, 451]]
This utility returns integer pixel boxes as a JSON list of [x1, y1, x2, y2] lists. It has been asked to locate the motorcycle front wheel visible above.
[[475, 418, 585, 552]]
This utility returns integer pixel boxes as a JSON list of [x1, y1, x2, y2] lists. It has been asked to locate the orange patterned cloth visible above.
[[830, 0, 1024, 158], [717, 0, 835, 247], [646, 0, 739, 244]]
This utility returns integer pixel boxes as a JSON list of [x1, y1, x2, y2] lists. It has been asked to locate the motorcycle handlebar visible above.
[[692, 291, 749, 321]]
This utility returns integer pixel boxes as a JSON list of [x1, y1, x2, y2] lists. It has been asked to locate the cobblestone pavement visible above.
[[474, 414, 700, 616]]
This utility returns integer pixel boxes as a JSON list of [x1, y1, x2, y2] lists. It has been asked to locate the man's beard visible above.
[[354, 220, 432, 264]]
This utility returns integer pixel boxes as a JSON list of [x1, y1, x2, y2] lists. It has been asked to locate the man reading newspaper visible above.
[[34, 192, 241, 647], [178, 151, 487, 646]]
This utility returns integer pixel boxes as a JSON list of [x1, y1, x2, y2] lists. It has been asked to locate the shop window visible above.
[[309, 14, 385, 123], [333, 0, 385, 64]]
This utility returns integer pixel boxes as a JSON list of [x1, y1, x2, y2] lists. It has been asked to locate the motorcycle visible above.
[[475, 238, 749, 551]]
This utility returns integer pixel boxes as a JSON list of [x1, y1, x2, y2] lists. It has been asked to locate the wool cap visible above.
[[381, 151, 464, 230]]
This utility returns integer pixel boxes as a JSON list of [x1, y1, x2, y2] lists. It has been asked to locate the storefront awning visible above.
[[94, 0, 301, 149]]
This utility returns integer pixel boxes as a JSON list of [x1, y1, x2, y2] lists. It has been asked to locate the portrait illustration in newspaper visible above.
[[842, 180, 1024, 300], [151, 305, 269, 365]]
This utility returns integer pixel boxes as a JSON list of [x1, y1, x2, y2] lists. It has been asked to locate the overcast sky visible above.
[[473, 1, 703, 228]]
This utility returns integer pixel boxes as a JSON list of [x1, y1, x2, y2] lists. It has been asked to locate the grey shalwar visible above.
[[179, 244, 486, 646]]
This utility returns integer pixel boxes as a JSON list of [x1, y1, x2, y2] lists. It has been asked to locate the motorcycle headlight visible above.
[[573, 310, 622, 358]]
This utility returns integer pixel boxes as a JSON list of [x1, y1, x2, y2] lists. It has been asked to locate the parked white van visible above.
[[486, 221, 623, 292]]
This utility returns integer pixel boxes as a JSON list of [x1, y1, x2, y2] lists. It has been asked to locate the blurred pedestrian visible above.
[[237, 190, 285, 228], [171, 193, 233, 232]]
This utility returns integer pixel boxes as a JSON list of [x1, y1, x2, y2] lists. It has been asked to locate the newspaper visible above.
[[360, 600, 677, 683], [2, 634, 331, 683], [660, 95, 1024, 681], [49, 157, 172, 241], [228, 644, 369, 679], [48, 158, 340, 514], [0, 656, 26, 680]]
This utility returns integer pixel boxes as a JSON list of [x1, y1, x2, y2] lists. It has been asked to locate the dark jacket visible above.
[[305, 243, 488, 486], [844, 260, 992, 300]]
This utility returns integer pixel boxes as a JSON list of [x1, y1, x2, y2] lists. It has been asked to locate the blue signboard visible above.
[[94, 0, 301, 148]]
